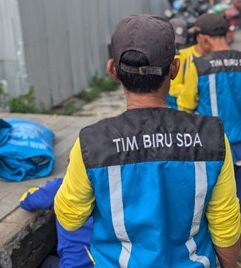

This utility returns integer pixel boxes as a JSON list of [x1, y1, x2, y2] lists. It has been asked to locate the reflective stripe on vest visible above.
[[208, 74, 218, 117], [185, 162, 210, 268], [108, 166, 132, 268]]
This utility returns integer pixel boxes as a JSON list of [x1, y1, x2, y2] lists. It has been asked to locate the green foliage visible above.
[[78, 89, 100, 103], [2, 74, 120, 115], [90, 75, 120, 92], [0, 82, 4, 96], [78, 75, 120, 103], [39, 103, 52, 115], [8, 87, 37, 113], [62, 104, 78, 116]]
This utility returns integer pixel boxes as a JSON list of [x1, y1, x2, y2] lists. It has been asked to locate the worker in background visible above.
[[55, 15, 240, 268], [168, 18, 188, 108], [170, 18, 188, 50], [177, 13, 241, 205], [168, 21, 202, 108]]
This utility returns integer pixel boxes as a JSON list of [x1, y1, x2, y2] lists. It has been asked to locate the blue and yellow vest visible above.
[[194, 50, 241, 145], [80, 108, 225, 268]]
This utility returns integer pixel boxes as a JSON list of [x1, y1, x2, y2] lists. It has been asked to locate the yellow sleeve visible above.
[[54, 138, 95, 231], [206, 135, 241, 248], [177, 59, 199, 113]]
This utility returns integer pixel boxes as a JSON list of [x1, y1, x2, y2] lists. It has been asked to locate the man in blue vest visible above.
[[177, 13, 241, 204], [55, 15, 240, 268]]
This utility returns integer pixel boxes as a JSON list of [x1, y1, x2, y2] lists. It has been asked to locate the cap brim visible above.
[[188, 26, 201, 35]]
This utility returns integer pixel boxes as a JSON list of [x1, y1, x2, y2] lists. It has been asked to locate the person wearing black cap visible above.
[[171, 13, 230, 112], [170, 18, 188, 49], [55, 15, 240, 268], [177, 13, 231, 112], [178, 13, 241, 213], [168, 24, 202, 109], [169, 12, 232, 110]]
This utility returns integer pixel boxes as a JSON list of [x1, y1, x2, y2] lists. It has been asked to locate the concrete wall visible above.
[[18, 0, 170, 108]]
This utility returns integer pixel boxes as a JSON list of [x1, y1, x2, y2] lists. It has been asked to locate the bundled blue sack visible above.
[[0, 119, 55, 182], [0, 119, 11, 146]]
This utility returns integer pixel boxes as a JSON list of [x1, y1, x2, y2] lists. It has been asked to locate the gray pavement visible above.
[[73, 88, 126, 118]]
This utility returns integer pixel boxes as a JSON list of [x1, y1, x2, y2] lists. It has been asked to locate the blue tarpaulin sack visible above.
[[0, 119, 11, 146], [0, 119, 55, 182]]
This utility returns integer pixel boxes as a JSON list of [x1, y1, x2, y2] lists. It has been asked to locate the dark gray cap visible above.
[[194, 13, 229, 36], [170, 18, 188, 46], [111, 15, 176, 76]]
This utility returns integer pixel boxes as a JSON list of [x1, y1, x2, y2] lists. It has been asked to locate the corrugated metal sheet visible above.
[[0, 0, 27, 97], [17, 0, 171, 108]]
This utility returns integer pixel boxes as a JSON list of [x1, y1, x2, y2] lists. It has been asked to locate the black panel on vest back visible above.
[[80, 108, 225, 168], [194, 50, 241, 76]]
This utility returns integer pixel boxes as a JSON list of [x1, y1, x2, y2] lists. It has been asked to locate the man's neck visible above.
[[195, 39, 230, 56], [211, 40, 230, 52], [125, 89, 167, 110]]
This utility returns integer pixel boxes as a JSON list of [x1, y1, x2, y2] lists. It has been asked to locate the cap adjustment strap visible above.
[[120, 63, 163, 76]]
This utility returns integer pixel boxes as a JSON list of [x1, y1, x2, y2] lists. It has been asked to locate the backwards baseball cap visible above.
[[111, 15, 176, 76], [193, 13, 229, 36], [170, 18, 188, 46]]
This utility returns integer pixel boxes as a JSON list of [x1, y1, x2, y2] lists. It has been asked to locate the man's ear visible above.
[[204, 35, 213, 52], [170, 58, 180, 80], [106, 59, 119, 81], [198, 34, 211, 54]]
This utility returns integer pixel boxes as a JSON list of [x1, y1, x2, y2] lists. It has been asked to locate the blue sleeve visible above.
[[57, 217, 94, 268], [20, 178, 63, 211]]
